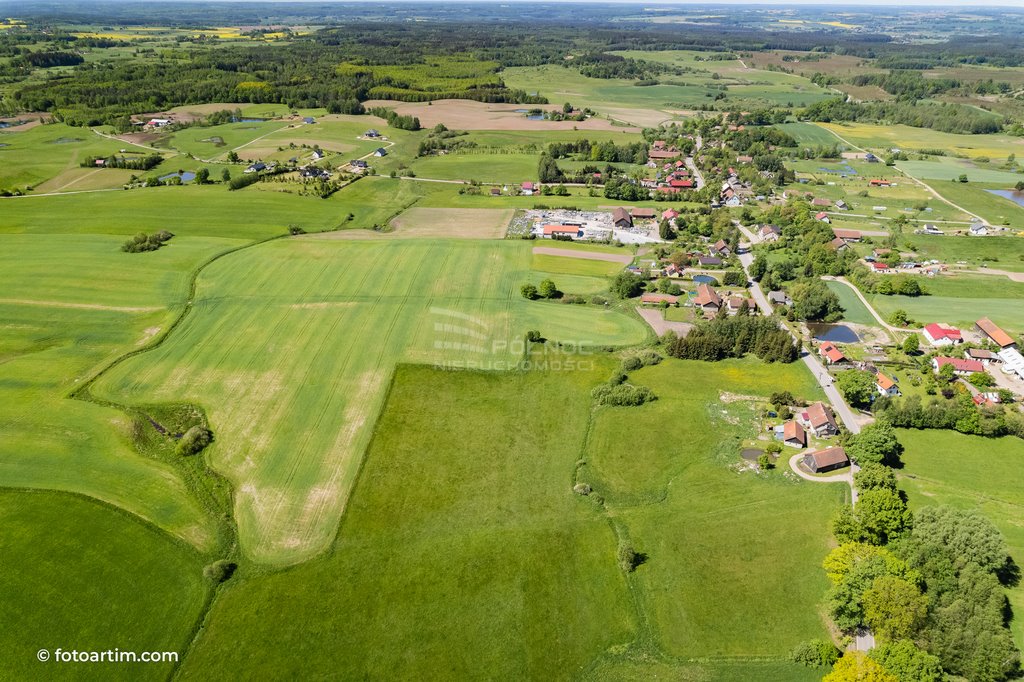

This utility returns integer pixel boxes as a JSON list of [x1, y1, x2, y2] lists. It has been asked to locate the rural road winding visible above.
[[821, 276, 913, 335], [738, 241, 864, 435]]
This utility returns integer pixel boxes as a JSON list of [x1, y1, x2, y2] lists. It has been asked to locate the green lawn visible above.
[[905, 233, 1024, 272], [92, 237, 646, 565], [866, 273, 1024, 332], [166, 120, 292, 161], [897, 429, 1024, 649], [410, 152, 539, 183], [898, 158, 1024, 185], [0, 490, 209, 681]]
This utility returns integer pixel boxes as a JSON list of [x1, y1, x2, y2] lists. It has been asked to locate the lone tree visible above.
[[520, 283, 539, 300], [901, 334, 919, 355], [538, 278, 559, 299]]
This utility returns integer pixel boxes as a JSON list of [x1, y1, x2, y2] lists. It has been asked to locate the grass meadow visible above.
[[825, 280, 877, 326], [0, 491, 209, 681], [532, 252, 627, 277], [92, 238, 647, 565], [581, 358, 843, 660], [819, 122, 1024, 161], [897, 429, 1024, 649], [180, 356, 840, 679]]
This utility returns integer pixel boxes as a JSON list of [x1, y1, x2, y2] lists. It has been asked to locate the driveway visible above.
[[788, 452, 859, 505]]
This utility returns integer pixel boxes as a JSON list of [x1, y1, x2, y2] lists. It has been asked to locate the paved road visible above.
[[738, 246, 864, 435]]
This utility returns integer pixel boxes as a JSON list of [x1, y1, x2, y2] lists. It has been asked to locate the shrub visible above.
[[789, 639, 840, 667], [525, 330, 542, 343], [203, 560, 237, 583], [757, 453, 773, 470], [592, 383, 656, 406], [764, 441, 783, 455], [520, 283, 539, 300], [617, 543, 644, 572], [176, 425, 213, 456]]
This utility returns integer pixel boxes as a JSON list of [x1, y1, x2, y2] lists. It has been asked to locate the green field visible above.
[[925, 180, 1024, 230], [179, 356, 841, 678], [825, 280, 877, 326], [898, 158, 1024, 185], [91, 237, 646, 565], [819, 122, 1024, 162], [898, 429, 1024, 649], [410, 152, 538, 183], [905, 234, 1024, 272], [0, 122, 130, 189], [0, 491, 208, 681], [867, 273, 1024, 332], [165, 120, 292, 161], [532, 252, 627, 277]]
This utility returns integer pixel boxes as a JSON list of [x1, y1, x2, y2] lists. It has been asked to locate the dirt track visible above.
[[532, 247, 632, 263]]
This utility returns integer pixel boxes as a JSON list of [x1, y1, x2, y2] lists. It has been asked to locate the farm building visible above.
[[373, 148, 388, 157], [800, 402, 838, 438], [818, 342, 847, 365], [869, 179, 891, 187], [811, 198, 831, 208], [832, 229, 862, 242], [803, 447, 850, 474], [998, 347, 1024, 380], [976, 318, 1015, 348], [876, 372, 899, 397], [965, 348, 999, 365], [541, 224, 582, 240], [923, 323, 963, 347], [612, 207, 632, 229], [932, 356, 983, 375], [631, 207, 656, 220], [776, 420, 807, 448]]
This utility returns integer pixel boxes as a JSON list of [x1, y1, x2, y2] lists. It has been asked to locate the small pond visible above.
[[0, 120, 25, 129], [692, 274, 718, 285], [740, 448, 764, 462], [807, 323, 859, 344], [159, 171, 196, 183], [988, 189, 1024, 208]]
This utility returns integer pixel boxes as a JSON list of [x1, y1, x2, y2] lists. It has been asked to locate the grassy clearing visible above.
[[92, 238, 646, 565], [898, 158, 1024, 185], [865, 268, 1024, 331], [904, 234, 1024, 272], [581, 358, 842, 658], [181, 356, 837, 679], [897, 429, 1024, 649], [925, 180, 1024, 230], [0, 490, 209, 681], [178, 363, 636, 679], [166, 120, 292, 160], [410, 152, 538, 183]]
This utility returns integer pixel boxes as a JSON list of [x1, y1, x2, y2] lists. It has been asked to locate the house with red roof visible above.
[[800, 402, 839, 438], [815, 212, 831, 223], [818, 342, 847, 365], [922, 323, 963, 347], [932, 356, 983, 375], [775, 420, 807, 448], [976, 318, 1015, 348], [803, 447, 850, 473]]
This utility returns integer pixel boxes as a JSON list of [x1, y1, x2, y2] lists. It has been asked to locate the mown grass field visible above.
[[581, 358, 843, 658], [898, 158, 1024, 185], [904, 234, 1024, 272], [180, 356, 839, 679], [409, 152, 538, 183], [924, 180, 1024, 230], [165, 120, 292, 160], [92, 238, 647, 565], [866, 273, 1024, 332], [897, 429, 1024, 649], [0, 491, 209, 681]]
